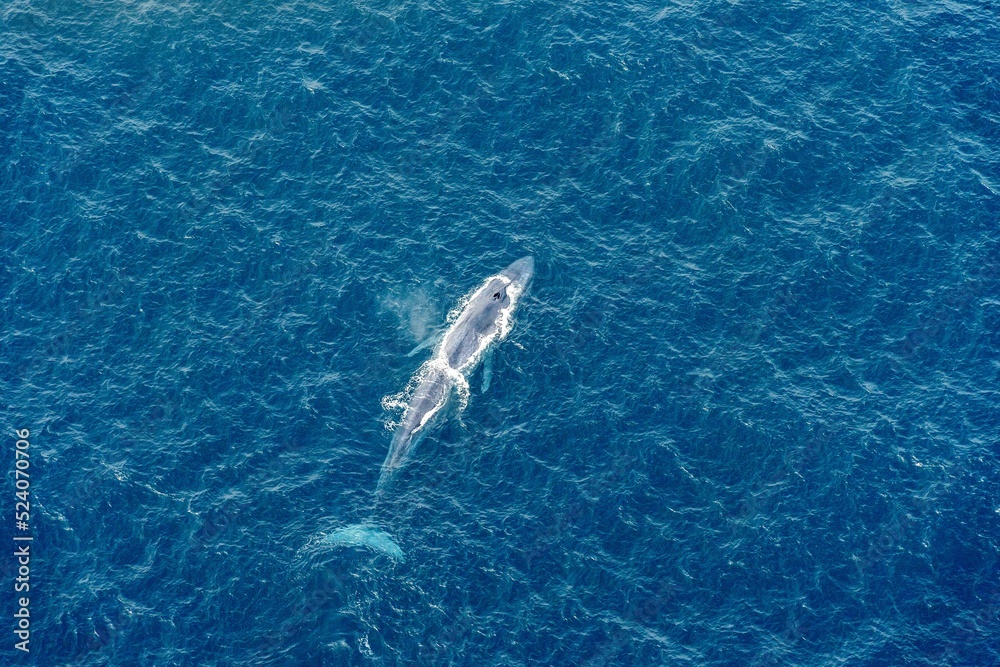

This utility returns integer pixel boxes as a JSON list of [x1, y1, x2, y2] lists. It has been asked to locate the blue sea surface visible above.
[[2, 0, 1000, 664]]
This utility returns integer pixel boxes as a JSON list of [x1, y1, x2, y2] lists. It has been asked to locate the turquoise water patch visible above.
[[322, 525, 405, 563]]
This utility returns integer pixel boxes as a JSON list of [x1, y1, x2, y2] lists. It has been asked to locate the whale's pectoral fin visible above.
[[406, 328, 443, 357], [481, 347, 495, 393]]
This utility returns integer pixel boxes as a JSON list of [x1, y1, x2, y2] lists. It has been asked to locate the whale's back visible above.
[[441, 277, 509, 369]]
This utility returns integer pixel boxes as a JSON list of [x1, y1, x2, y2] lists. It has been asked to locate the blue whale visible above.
[[378, 256, 535, 489]]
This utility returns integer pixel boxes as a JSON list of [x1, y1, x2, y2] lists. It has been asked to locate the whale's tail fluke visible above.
[[319, 524, 404, 562]]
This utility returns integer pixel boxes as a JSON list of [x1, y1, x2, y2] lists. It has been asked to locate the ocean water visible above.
[[2, 0, 999, 664]]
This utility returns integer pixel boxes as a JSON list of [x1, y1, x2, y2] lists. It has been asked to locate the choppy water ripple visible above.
[[2, 0, 999, 664]]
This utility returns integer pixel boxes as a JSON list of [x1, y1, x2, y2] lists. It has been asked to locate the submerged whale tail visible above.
[[320, 524, 404, 562]]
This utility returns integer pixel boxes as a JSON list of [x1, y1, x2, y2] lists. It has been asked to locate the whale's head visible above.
[[501, 256, 535, 293]]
